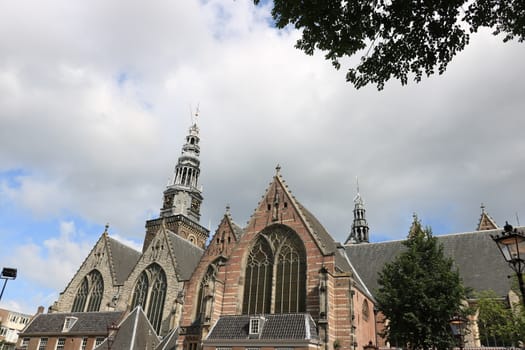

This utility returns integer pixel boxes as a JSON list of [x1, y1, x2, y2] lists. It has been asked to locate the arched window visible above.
[[274, 233, 306, 313], [242, 225, 306, 314], [130, 264, 167, 334], [71, 270, 104, 312]]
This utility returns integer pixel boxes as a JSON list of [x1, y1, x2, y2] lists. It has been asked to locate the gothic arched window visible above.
[[71, 270, 104, 312], [242, 225, 306, 314], [242, 236, 273, 314], [130, 264, 167, 334]]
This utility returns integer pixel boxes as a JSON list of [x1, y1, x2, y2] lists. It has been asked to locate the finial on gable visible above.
[[226, 204, 231, 215], [275, 164, 281, 176], [477, 203, 498, 231], [104, 223, 109, 235]]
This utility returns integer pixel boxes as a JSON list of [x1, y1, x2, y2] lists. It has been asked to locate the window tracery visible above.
[[130, 264, 167, 334], [71, 270, 104, 312], [242, 225, 306, 314]]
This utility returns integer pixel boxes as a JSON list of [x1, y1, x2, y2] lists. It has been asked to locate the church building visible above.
[[17, 118, 521, 350], [18, 120, 375, 350]]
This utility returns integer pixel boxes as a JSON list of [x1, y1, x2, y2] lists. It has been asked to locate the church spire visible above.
[[160, 116, 203, 223], [345, 179, 370, 244]]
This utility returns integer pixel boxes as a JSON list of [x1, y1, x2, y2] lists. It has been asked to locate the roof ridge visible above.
[[57, 232, 106, 297], [273, 174, 333, 255], [104, 234, 118, 286]]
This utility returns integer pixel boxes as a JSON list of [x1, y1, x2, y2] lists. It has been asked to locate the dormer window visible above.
[[249, 316, 265, 335], [63, 316, 78, 332]]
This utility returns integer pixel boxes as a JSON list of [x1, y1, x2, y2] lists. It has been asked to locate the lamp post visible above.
[[491, 221, 525, 307], [449, 314, 466, 350], [0, 267, 17, 301]]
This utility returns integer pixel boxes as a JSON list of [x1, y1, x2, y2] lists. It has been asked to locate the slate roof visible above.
[[166, 231, 204, 281], [298, 204, 351, 273], [20, 311, 124, 336], [206, 313, 319, 341], [344, 227, 523, 298], [230, 221, 244, 240], [107, 237, 142, 285], [95, 307, 159, 350], [156, 328, 178, 350]]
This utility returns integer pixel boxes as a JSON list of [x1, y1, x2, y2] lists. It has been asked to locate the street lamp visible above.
[[491, 221, 525, 306], [449, 314, 466, 350], [0, 267, 17, 301]]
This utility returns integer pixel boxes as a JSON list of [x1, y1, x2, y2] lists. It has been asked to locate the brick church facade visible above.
[[18, 118, 520, 350], [18, 120, 375, 350]]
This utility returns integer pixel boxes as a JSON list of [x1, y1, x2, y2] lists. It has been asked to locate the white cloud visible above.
[[0, 0, 525, 312]]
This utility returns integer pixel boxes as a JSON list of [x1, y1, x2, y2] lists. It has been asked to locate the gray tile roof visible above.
[[21, 312, 124, 336], [230, 221, 244, 240], [344, 227, 522, 298], [298, 204, 351, 273], [95, 307, 160, 350], [206, 313, 319, 341], [166, 231, 204, 281], [156, 328, 178, 350], [108, 237, 142, 285]]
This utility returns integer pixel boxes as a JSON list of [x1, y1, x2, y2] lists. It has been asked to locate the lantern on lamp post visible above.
[[0, 267, 17, 301], [491, 221, 525, 307], [449, 314, 467, 350]]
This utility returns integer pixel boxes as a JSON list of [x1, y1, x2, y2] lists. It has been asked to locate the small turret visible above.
[[345, 180, 370, 244]]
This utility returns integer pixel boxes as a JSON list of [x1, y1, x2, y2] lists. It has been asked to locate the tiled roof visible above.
[[156, 328, 178, 350], [108, 237, 141, 285], [230, 221, 244, 240], [95, 307, 159, 350], [166, 231, 204, 281], [21, 312, 124, 336], [206, 313, 319, 341], [297, 204, 351, 273], [345, 227, 522, 297]]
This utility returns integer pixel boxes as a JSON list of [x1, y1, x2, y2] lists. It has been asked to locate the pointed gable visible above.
[[477, 204, 498, 231], [244, 169, 350, 272], [96, 307, 160, 350], [205, 208, 242, 258]]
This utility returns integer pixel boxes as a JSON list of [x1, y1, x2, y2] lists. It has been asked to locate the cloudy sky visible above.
[[1, 0, 524, 314]]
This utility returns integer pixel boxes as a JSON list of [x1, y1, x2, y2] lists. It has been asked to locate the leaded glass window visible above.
[[274, 232, 306, 313], [130, 263, 167, 334], [130, 273, 148, 310], [242, 225, 306, 314], [71, 270, 104, 312], [242, 237, 273, 314]]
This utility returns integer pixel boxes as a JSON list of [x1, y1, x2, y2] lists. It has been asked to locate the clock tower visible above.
[[143, 118, 209, 251]]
